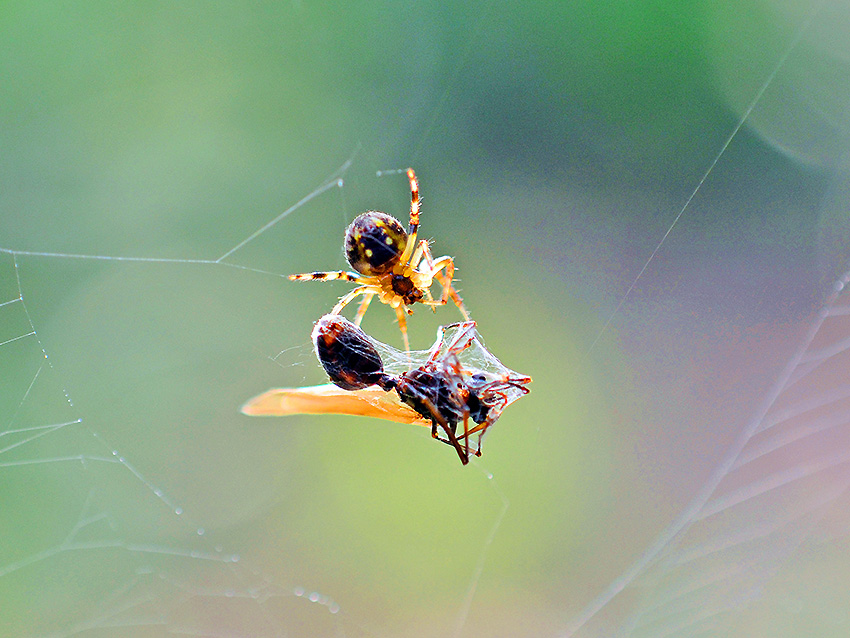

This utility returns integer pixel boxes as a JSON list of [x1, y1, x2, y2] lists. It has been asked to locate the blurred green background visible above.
[[2, 1, 850, 636]]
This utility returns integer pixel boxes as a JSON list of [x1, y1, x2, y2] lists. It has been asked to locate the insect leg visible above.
[[423, 321, 476, 363], [441, 322, 477, 357], [425, 326, 447, 363], [404, 387, 468, 465], [461, 407, 471, 460]]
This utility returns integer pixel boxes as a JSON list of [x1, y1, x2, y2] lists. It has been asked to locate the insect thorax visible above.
[[396, 368, 466, 430]]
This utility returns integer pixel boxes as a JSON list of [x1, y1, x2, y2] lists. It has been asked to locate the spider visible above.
[[310, 314, 531, 464], [289, 168, 469, 351]]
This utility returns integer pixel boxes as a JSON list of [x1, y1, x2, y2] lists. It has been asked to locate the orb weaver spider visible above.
[[288, 168, 469, 351]]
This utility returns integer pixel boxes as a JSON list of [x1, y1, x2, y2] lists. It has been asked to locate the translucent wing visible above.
[[241, 383, 430, 426]]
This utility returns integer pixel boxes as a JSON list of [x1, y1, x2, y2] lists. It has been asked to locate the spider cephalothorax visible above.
[[290, 168, 468, 350]]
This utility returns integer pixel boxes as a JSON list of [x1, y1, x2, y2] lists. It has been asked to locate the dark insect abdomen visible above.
[[312, 315, 386, 390], [344, 212, 408, 276]]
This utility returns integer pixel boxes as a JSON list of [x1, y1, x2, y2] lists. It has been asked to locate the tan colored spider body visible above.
[[289, 168, 468, 350]]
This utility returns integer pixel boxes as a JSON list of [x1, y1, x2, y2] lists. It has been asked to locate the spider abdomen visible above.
[[344, 211, 408, 276]]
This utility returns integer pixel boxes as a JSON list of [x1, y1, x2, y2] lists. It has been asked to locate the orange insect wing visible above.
[[241, 383, 429, 427]]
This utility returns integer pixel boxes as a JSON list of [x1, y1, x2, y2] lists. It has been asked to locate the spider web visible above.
[[565, 269, 850, 638], [0, 171, 350, 636], [1, 153, 520, 636], [3, 2, 850, 638], [561, 3, 850, 635]]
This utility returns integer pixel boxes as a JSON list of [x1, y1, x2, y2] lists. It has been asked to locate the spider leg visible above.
[[423, 286, 437, 311], [413, 245, 468, 320], [352, 291, 375, 326], [397, 168, 421, 266], [331, 285, 378, 315], [430, 257, 470, 319], [289, 270, 364, 283], [408, 239, 430, 271], [393, 304, 411, 353], [407, 239, 440, 313]]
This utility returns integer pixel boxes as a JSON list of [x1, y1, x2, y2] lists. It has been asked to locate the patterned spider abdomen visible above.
[[312, 314, 388, 390], [344, 211, 408, 276]]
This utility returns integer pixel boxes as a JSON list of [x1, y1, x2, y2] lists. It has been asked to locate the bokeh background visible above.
[[2, 1, 850, 636]]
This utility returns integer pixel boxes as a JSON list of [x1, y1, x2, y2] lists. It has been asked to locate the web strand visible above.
[[0, 159, 373, 636], [581, 6, 819, 361], [566, 4, 828, 634], [0, 153, 356, 276], [452, 465, 510, 638], [566, 271, 850, 636]]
